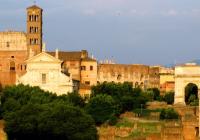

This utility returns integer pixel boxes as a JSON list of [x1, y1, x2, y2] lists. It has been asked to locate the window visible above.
[[90, 66, 93, 71], [42, 74, 46, 84], [81, 66, 86, 71], [35, 27, 38, 33], [117, 74, 121, 80], [35, 39, 38, 44], [10, 61, 15, 71], [36, 15, 39, 21], [6, 42, 10, 47], [85, 81, 90, 85]]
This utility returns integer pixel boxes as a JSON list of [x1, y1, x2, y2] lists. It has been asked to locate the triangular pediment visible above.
[[26, 52, 62, 63]]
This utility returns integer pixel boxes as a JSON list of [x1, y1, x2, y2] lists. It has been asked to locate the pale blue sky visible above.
[[1, 0, 200, 65]]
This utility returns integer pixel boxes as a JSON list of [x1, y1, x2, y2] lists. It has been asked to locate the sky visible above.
[[1, 0, 200, 65]]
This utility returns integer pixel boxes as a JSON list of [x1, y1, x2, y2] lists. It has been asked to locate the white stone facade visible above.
[[17, 52, 73, 95], [174, 63, 200, 104]]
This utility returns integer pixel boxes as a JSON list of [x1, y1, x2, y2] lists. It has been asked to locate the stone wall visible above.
[[97, 64, 160, 89], [0, 51, 27, 86], [0, 31, 27, 51]]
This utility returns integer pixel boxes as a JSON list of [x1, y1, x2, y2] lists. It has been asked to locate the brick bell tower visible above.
[[26, 5, 43, 56]]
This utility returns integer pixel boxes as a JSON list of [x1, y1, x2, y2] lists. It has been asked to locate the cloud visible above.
[[166, 9, 178, 16], [161, 9, 178, 16], [191, 9, 200, 16], [83, 9, 96, 16]]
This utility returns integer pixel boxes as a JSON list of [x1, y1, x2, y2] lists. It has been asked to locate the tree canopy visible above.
[[1, 84, 97, 140]]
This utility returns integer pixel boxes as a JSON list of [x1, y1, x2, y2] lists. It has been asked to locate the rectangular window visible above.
[[81, 66, 86, 71], [90, 66, 93, 71], [42, 74, 46, 84], [10, 67, 15, 71], [85, 81, 90, 85]]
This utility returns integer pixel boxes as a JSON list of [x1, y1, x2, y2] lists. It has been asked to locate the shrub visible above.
[[163, 92, 174, 104], [160, 108, 179, 120]]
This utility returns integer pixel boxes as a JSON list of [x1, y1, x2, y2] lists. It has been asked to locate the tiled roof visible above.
[[48, 51, 96, 62], [48, 51, 82, 61]]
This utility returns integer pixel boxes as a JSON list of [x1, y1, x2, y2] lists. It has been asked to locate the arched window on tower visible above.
[[36, 15, 39, 21], [29, 15, 31, 21], [35, 27, 38, 33]]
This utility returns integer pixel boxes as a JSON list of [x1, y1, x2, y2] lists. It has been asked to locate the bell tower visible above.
[[26, 5, 43, 56]]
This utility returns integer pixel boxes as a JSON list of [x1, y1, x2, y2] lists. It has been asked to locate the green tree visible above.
[[62, 92, 85, 107], [160, 108, 179, 120], [121, 96, 135, 111], [91, 82, 149, 113], [86, 94, 118, 125], [2, 84, 98, 140], [91, 82, 133, 98], [147, 88, 160, 100], [142, 90, 154, 101], [163, 92, 174, 104]]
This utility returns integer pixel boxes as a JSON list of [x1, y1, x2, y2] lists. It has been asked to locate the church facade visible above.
[[17, 51, 73, 95]]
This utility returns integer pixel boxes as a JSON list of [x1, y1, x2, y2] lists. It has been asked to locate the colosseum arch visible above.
[[174, 63, 200, 105]]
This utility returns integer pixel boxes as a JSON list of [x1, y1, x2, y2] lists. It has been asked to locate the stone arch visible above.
[[174, 63, 200, 105], [184, 83, 198, 105]]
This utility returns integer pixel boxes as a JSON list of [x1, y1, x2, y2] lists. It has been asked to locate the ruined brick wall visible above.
[[149, 66, 160, 89], [97, 64, 160, 89], [0, 32, 27, 51], [0, 51, 27, 86], [0, 31, 28, 86]]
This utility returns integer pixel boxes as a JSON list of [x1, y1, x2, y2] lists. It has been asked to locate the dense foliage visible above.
[[90, 82, 153, 124], [1, 84, 97, 140], [163, 92, 174, 104], [146, 88, 160, 100], [160, 108, 179, 120], [86, 94, 118, 125]]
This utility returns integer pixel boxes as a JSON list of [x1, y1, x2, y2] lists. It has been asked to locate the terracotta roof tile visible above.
[[48, 51, 82, 61]]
